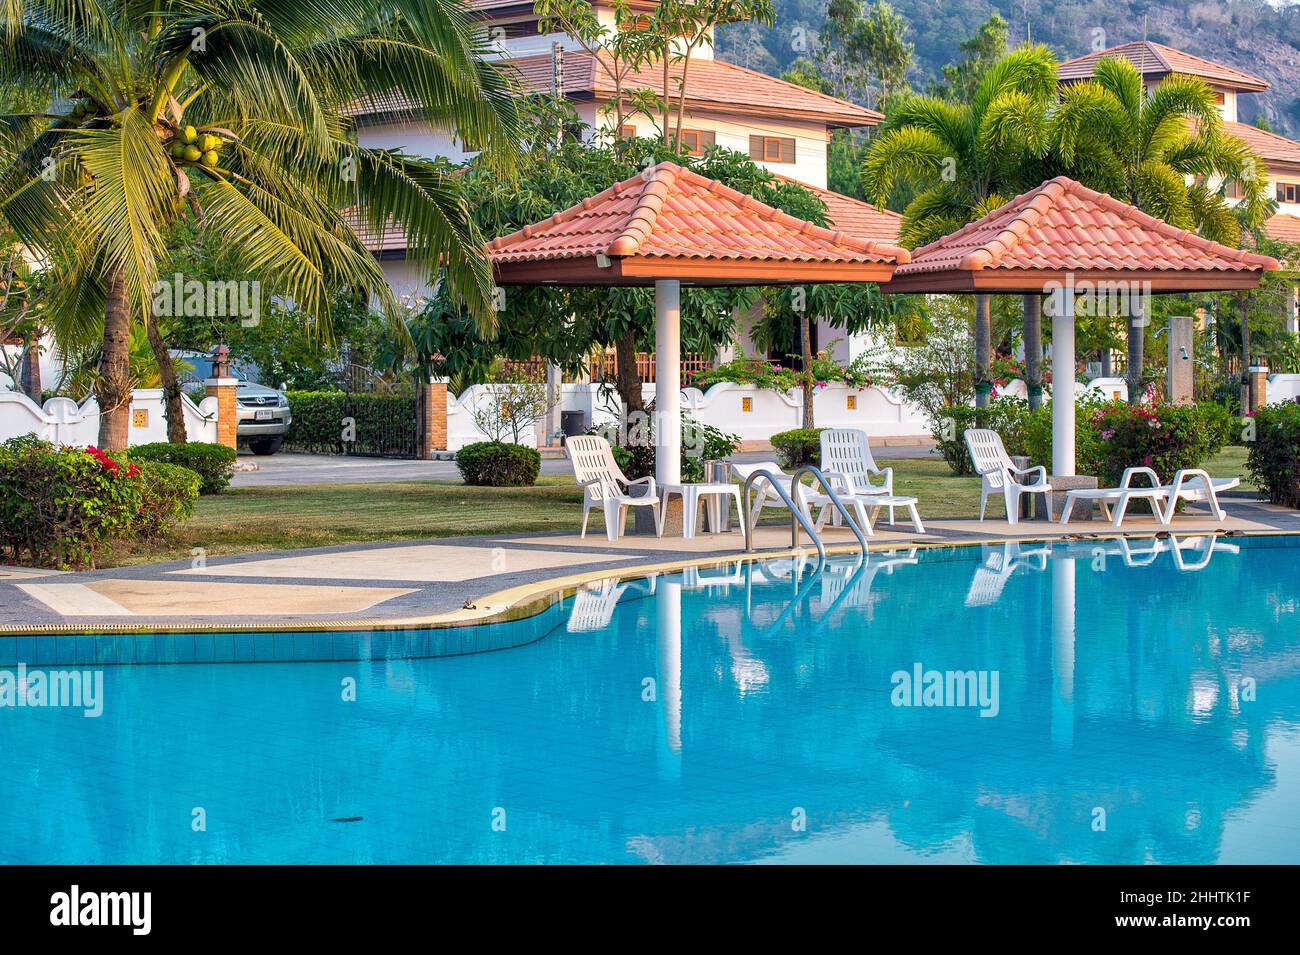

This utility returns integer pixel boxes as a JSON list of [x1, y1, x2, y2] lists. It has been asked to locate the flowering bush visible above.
[[0, 437, 202, 567], [1018, 398, 1233, 485], [0, 436, 143, 568], [688, 352, 874, 393]]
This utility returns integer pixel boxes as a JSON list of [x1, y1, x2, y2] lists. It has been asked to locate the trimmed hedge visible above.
[[769, 428, 825, 468], [134, 461, 201, 538], [456, 441, 541, 486], [0, 437, 142, 568], [283, 391, 417, 458], [1247, 403, 1300, 507], [129, 442, 236, 494]]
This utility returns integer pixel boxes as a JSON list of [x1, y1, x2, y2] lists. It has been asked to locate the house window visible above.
[[1226, 178, 1243, 199], [1278, 182, 1300, 204], [749, 135, 796, 164], [483, 20, 541, 41], [1213, 90, 1226, 105], [676, 128, 715, 156], [619, 125, 637, 140]]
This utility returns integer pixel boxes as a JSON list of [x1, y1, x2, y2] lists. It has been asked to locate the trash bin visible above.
[[560, 410, 587, 441]]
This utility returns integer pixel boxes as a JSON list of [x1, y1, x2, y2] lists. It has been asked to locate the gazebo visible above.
[[882, 176, 1279, 476], [489, 161, 910, 486]]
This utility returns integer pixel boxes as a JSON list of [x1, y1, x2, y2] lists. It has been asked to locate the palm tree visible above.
[[1051, 57, 1269, 402], [0, 0, 519, 448], [861, 44, 1058, 408]]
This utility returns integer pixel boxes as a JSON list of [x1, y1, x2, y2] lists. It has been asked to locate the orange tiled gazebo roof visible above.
[[489, 162, 910, 286], [882, 176, 1278, 294]]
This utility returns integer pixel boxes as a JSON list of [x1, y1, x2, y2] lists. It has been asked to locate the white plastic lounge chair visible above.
[[965, 428, 1053, 524], [565, 434, 662, 541], [810, 428, 925, 534], [1058, 467, 1239, 527], [730, 460, 801, 528]]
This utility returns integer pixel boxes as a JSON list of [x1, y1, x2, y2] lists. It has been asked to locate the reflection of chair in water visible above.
[[820, 548, 920, 610], [566, 579, 628, 632], [964, 541, 1051, 607], [681, 560, 745, 591], [1169, 535, 1240, 572]]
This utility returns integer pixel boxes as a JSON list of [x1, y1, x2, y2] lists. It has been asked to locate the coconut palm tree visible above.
[[861, 44, 1058, 408], [0, 0, 519, 448], [1050, 57, 1269, 401]]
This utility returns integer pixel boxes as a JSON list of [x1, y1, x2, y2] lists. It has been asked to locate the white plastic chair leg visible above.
[[906, 502, 925, 534], [1004, 486, 1019, 525], [681, 487, 698, 539], [603, 498, 623, 541]]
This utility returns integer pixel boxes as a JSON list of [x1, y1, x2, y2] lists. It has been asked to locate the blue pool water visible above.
[[2, 534, 1299, 864]]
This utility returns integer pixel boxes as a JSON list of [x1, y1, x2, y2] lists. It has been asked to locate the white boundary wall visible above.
[[0, 388, 218, 446], [446, 381, 931, 451]]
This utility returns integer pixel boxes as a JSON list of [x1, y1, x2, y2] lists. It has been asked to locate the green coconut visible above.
[[200, 150, 219, 167], [170, 143, 186, 158], [200, 134, 221, 153], [182, 125, 198, 144], [182, 145, 202, 162]]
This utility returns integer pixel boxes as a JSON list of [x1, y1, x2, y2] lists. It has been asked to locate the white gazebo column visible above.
[[655, 278, 682, 486], [1050, 284, 1076, 477]]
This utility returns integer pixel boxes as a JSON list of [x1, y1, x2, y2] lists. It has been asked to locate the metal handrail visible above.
[[790, 465, 870, 554], [740, 464, 869, 558], [741, 468, 825, 560]]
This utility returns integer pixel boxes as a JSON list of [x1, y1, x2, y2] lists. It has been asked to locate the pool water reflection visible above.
[[1, 534, 1298, 863]]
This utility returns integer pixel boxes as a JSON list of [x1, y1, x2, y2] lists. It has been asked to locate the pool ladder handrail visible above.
[[740, 464, 869, 559]]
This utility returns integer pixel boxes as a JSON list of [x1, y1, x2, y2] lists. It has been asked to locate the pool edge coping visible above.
[[0, 527, 1285, 637]]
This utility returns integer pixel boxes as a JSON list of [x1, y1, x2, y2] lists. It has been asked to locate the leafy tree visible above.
[[927, 14, 1008, 103], [862, 43, 1059, 406], [1051, 56, 1271, 399], [0, 0, 519, 448]]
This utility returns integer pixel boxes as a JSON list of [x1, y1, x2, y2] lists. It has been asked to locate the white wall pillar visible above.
[[655, 278, 682, 486], [1050, 286, 1076, 476]]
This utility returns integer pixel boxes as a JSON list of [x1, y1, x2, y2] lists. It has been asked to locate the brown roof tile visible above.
[[1058, 41, 1269, 91], [348, 50, 881, 128], [895, 176, 1277, 277], [488, 161, 909, 266]]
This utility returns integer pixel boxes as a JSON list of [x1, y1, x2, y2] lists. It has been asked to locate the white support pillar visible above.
[[1050, 555, 1075, 750], [1050, 285, 1076, 477], [655, 278, 682, 487], [657, 580, 683, 764]]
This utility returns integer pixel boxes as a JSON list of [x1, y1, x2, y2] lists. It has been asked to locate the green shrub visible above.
[[596, 413, 740, 483], [1247, 403, 1300, 507], [456, 441, 541, 486], [769, 428, 825, 467], [0, 436, 143, 569], [931, 400, 1030, 475], [129, 442, 236, 494], [134, 461, 201, 538], [283, 391, 417, 457]]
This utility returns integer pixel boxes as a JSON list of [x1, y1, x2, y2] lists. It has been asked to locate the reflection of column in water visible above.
[[656, 581, 683, 773], [1051, 555, 1076, 749]]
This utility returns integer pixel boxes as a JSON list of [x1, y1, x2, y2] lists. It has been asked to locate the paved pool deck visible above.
[[3, 493, 1297, 633]]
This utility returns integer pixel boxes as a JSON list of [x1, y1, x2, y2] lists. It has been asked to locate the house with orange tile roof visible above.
[[1059, 40, 1300, 333], [1059, 41, 1300, 255], [349, 0, 895, 327]]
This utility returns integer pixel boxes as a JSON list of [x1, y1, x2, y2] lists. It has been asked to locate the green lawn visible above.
[[106, 447, 1257, 567]]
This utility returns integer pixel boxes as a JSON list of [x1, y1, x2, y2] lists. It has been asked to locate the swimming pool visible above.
[[2, 534, 1298, 864]]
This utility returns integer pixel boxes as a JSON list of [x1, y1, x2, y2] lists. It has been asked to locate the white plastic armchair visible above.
[[964, 429, 1053, 524], [818, 428, 896, 523], [565, 434, 661, 541]]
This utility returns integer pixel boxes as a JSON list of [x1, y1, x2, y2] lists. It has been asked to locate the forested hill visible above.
[[717, 0, 1300, 136]]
